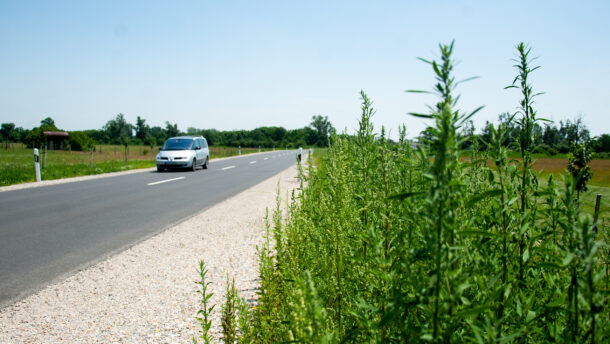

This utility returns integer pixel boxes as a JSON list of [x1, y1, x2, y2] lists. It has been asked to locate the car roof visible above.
[[167, 136, 203, 140]]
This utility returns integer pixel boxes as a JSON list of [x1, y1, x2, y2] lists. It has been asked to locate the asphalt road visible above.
[[0, 150, 299, 307]]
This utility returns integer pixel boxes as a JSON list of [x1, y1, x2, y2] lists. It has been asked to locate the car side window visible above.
[[201, 138, 208, 148], [192, 140, 200, 150]]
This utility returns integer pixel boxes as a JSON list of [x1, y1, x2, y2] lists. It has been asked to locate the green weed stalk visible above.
[[194, 260, 214, 344]]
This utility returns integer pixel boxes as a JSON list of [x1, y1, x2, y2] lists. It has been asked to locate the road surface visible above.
[[0, 150, 299, 307]]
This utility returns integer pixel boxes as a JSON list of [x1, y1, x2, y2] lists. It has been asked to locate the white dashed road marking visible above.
[[147, 177, 185, 186], [221, 166, 235, 170], [250, 161, 257, 164]]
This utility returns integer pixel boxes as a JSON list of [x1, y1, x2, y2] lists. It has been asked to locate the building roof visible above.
[[43, 131, 69, 137]]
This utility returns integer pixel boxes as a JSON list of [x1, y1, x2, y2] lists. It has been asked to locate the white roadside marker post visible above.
[[34, 148, 41, 182], [238, 146, 241, 156]]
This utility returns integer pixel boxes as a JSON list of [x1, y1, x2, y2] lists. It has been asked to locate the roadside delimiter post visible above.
[[34, 148, 41, 182]]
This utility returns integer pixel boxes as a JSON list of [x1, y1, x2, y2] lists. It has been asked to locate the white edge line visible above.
[[221, 165, 235, 170], [147, 176, 185, 186]]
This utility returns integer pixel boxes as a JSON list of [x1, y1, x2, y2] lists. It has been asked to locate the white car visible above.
[[156, 136, 210, 172]]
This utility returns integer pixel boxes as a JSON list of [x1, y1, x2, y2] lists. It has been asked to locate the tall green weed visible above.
[[228, 41, 609, 343]]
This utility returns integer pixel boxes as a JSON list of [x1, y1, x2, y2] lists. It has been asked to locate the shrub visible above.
[[68, 131, 94, 151]]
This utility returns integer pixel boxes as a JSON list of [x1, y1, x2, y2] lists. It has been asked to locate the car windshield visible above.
[[162, 139, 192, 150]]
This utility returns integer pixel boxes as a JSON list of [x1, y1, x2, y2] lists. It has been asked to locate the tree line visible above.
[[0, 114, 334, 151], [2, 112, 608, 154], [418, 113, 610, 155]]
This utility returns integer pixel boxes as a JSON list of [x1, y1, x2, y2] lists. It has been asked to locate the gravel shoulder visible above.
[[0, 162, 301, 343]]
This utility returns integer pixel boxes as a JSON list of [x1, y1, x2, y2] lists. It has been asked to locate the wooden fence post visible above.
[[593, 194, 602, 233]]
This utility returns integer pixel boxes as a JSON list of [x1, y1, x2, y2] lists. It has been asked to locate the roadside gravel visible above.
[[0, 162, 300, 343]]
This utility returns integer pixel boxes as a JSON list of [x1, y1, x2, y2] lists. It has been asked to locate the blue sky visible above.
[[1, 0, 609, 139]]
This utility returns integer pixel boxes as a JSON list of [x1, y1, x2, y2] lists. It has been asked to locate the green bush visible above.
[[68, 131, 94, 151]]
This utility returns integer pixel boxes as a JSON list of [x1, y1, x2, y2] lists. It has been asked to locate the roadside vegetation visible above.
[[194, 42, 609, 343]]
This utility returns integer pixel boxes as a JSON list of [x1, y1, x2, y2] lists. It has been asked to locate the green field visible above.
[[0, 143, 274, 187], [531, 158, 609, 218]]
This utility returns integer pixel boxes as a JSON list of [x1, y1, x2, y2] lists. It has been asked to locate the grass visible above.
[[310, 148, 327, 168], [0, 143, 280, 187], [467, 155, 610, 217], [532, 157, 609, 218], [580, 185, 609, 220], [533, 157, 610, 187]]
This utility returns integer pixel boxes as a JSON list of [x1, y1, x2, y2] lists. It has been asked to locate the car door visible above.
[[201, 138, 209, 160], [196, 139, 204, 163]]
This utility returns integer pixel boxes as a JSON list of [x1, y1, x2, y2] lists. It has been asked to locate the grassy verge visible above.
[[0, 143, 279, 187], [310, 148, 327, 168]]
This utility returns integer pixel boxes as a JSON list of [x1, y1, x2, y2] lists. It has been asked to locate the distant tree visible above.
[[459, 120, 476, 149], [303, 127, 318, 146], [271, 127, 287, 142], [135, 116, 150, 142], [310, 115, 334, 147], [1, 123, 16, 141], [13, 126, 26, 142], [593, 134, 610, 153], [165, 121, 180, 138], [20, 117, 61, 148], [40, 117, 57, 130], [417, 127, 435, 146], [23, 128, 44, 148], [103, 114, 133, 144], [186, 127, 199, 135], [150, 126, 166, 146], [559, 117, 589, 144], [479, 121, 493, 147], [199, 129, 221, 146], [532, 123, 543, 147], [542, 124, 561, 147], [476, 114, 517, 151], [84, 129, 109, 144]]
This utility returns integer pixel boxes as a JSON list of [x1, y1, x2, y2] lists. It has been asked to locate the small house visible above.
[[43, 131, 69, 150]]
